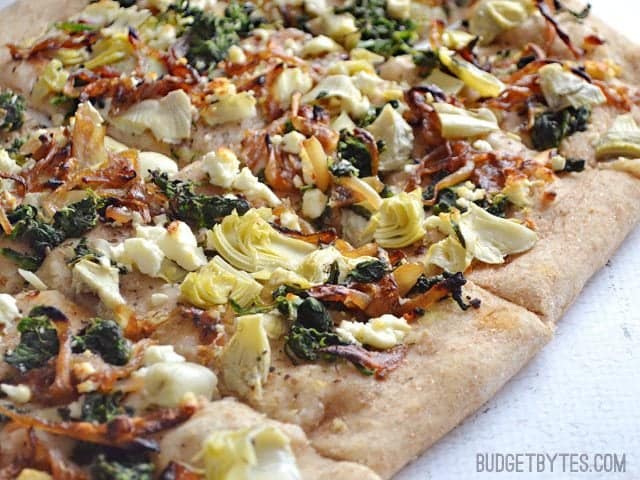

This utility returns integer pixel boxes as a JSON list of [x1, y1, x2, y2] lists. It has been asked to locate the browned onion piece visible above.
[[319, 344, 407, 379]]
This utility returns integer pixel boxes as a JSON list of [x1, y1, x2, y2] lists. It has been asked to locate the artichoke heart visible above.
[[366, 189, 426, 248], [72, 258, 126, 314], [206, 208, 316, 273], [180, 256, 263, 309], [469, 0, 534, 45], [31, 59, 69, 103], [539, 63, 606, 111], [433, 103, 499, 139], [425, 203, 537, 271], [301, 74, 370, 118], [200, 425, 301, 480], [84, 33, 134, 70], [222, 314, 271, 400], [111, 89, 193, 143], [595, 114, 640, 160], [438, 48, 505, 98], [365, 104, 414, 172]]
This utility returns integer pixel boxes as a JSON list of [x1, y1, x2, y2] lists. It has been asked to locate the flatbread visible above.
[[469, 169, 640, 322], [0, 0, 637, 478], [251, 283, 552, 478]]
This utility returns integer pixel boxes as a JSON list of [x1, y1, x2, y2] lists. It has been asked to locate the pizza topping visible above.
[[72, 256, 126, 312], [365, 104, 414, 171], [531, 105, 590, 151], [0, 89, 26, 133], [111, 90, 193, 143], [538, 63, 605, 111], [0, 294, 21, 328], [469, 0, 534, 45], [180, 256, 263, 309], [425, 202, 537, 271], [301, 75, 370, 118], [595, 114, 640, 160], [206, 208, 316, 273], [0, 383, 32, 404], [176, 1, 263, 75], [151, 171, 249, 228], [336, 314, 411, 349], [365, 189, 426, 248], [438, 48, 506, 98], [200, 424, 301, 480], [221, 314, 271, 399], [433, 103, 499, 139], [73, 318, 131, 366], [141, 361, 218, 408], [4, 307, 61, 373], [599, 158, 640, 178]]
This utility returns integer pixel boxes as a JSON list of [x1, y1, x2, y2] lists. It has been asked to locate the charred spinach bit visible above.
[[335, 0, 417, 57], [4, 196, 103, 268], [330, 158, 359, 177], [4, 306, 61, 373], [431, 188, 459, 215], [73, 318, 130, 366], [0, 90, 25, 132], [296, 297, 333, 331], [68, 238, 102, 265], [474, 193, 510, 218], [176, 1, 262, 74], [347, 259, 387, 283], [0, 248, 41, 271], [53, 195, 104, 239], [81, 391, 129, 424], [562, 158, 586, 173], [150, 170, 250, 228], [285, 323, 343, 362], [337, 130, 372, 177], [411, 272, 480, 311], [531, 106, 590, 151], [73, 443, 154, 480], [413, 49, 441, 77]]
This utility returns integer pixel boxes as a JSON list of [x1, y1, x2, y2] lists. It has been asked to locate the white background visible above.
[[0, 0, 637, 479]]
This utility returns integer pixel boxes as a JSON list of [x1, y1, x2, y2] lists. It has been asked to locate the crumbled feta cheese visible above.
[[0, 294, 20, 327], [302, 188, 328, 219], [203, 147, 240, 189], [280, 131, 306, 154], [337, 314, 411, 349], [0, 383, 31, 403], [144, 345, 186, 366]]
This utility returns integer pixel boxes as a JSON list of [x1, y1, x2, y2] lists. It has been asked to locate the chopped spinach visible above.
[[81, 391, 128, 424], [330, 158, 359, 177], [531, 106, 590, 151], [4, 196, 103, 269], [0, 248, 41, 271], [150, 170, 250, 228], [347, 259, 387, 283], [335, 0, 417, 57], [562, 158, 586, 173], [0, 90, 26, 133], [73, 318, 130, 366], [431, 188, 459, 215], [337, 130, 373, 177], [284, 323, 343, 362], [4, 307, 61, 373], [175, 1, 262, 74], [410, 272, 479, 311], [413, 49, 441, 77], [296, 297, 333, 331]]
